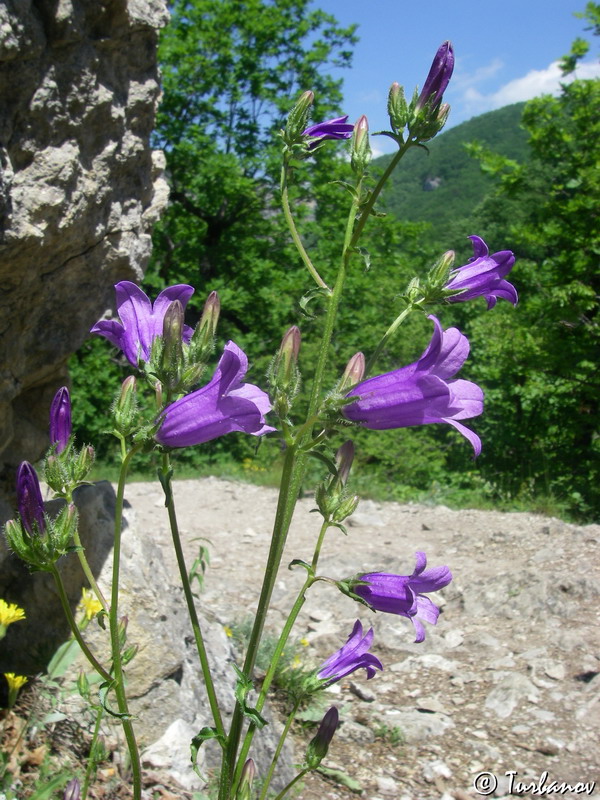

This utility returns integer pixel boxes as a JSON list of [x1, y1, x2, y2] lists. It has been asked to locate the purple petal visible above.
[[444, 419, 482, 456], [414, 595, 440, 626], [410, 565, 452, 593]]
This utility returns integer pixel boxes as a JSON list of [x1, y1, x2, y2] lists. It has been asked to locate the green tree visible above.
[[458, 4, 600, 518]]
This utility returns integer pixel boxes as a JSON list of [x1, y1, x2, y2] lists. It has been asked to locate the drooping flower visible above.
[[303, 115, 354, 148], [91, 282, 195, 367], [317, 620, 383, 686], [49, 386, 72, 453], [416, 41, 455, 111], [16, 462, 46, 535], [343, 315, 484, 455], [156, 341, 274, 447], [353, 552, 452, 643], [445, 236, 518, 309]]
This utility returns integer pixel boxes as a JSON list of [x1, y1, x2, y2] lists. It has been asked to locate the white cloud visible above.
[[460, 59, 600, 116]]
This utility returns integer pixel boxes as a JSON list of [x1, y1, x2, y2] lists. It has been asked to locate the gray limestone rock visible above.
[[0, 0, 169, 483]]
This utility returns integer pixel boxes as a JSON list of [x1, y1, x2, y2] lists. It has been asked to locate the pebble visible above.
[[376, 775, 399, 795]]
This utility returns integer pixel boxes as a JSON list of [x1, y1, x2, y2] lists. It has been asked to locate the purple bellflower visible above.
[[317, 620, 383, 686], [156, 341, 274, 447], [16, 462, 46, 535], [49, 387, 72, 453], [303, 115, 354, 148], [416, 41, 455, 111], [91, 282, 195, 367], [355, 552, 452, 643], [445, 236, 518, 309], [343, 315, 484, 455]]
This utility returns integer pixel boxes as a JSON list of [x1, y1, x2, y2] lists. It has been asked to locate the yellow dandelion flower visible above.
[[80, 589, 103, 621], [4, 673, 28, 692], [0, 599, 26, 628], [223, 625, 233, 638], [300, 637, 309, 647]]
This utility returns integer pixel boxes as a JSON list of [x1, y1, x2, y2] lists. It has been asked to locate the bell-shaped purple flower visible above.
[[354, 552, 452, 643], [91, 282, 195, 367], [317, 620, 383, 686], [156, 341, 275, 447], [416, 41, 455, 111], [16, 462, 46, 535], [49, 387, 72, 453], [303, 115, 354, 149], [343, 315, 484, 455], [445, 236, 518, 309]]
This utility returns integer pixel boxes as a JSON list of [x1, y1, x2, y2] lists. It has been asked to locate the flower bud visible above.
[[339, 352, 365, 392], [63, 778, 81, 800], [161, 299, 185, 384], [113, 375, 138, 434], [387, 81, 408, 133], [190, 291, 221, 362], [17, 462, 45, 535], [77, 669, 90, 701], [277, 326, 301, 387], [49, 387, 72, 454], [285, 90, 315, 142], [428, 250, 455, 288], [236, 758, 257, 800], [415, 41, 454, 112], [335, 441, 355, 487], [332, 493, 359, 524], [306, 706, 339, 768], [117, 614, 128, 650], [351, 115, 371, 174]]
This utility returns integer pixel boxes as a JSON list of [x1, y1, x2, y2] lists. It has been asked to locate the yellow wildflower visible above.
[[223, 625, 233, 638], [0, 599, 26, 628], [80, 589, 103, 621], [300, 637, 309, 647], [4, 673, 28, 692]]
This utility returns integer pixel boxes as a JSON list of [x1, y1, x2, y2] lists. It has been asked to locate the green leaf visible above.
[[317, 766, 363, 793]]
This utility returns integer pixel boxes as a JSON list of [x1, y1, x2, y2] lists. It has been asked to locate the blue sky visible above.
[[311, 0, 600, 154]]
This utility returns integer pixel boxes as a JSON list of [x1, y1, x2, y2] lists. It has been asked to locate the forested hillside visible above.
[[378, 102, 529, 232], [69, 0, 599, 521]]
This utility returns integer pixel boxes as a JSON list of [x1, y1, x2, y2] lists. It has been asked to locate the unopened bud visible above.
[[77, 669, 90, 701], [429, 250, 455, 287], [277, 326, 301, 386], [285, 90, 315, 142], [415, 41, 454, 113], [74, 445, 95, 483], [339, 353, 365, 392], [113, 375, 138, 433], [351, 115, 371, 174], [161, 300, 185, 381], [16, 462, 45, 536], [236, 758, 257, 800], [387, 81, 408, 133], [332, 493, 360, 523], [335, 441, 355, 487], [118, 614, 128, 649], [306, 706, 339, 768], [49, 386, 72, 454], [191, 291, 221, 360], [63, 778, 81, 800]]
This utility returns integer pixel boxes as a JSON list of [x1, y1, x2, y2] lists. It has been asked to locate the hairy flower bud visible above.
[[387, 81, 408, 133], [335, 441, 355, 487], [268, 326, 301, 418], [236, 758, 257, 800], [195, 291, 221, 344], [428, 250, 456, 289], [50, 387, 72, 454], [306, 707, 339, 768], [339, 352, 365, 392], [415, 41, 454, 112], [113, 375, 138, 434], [285, 90, 315, 142], [63, 778, 81, 800], [161, 299, 185, 386], [351, 115, 371, 174], [17, 462, 45, 536]]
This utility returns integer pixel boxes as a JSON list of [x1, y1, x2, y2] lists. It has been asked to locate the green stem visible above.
[[365, 304, 415, 376], [221, 443, 303, 798], [72, 526, 109, 613], [281, 162, 330, 292], [350, 139, 414, 249], [272, 768, 310, 800], [82, 706, 104, 800], [110, 447, 142, 800], [232, 517, 330, 790], [160, 454, 226, 740], [49, 565, 111, 683], [258, 701, 301, 800]]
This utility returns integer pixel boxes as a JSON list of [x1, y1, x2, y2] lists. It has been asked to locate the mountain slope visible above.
[[378, 103, 529, 229]]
